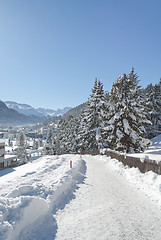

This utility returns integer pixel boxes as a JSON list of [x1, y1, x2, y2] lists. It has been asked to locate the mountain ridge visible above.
[[5, 101, 71, 118], [0, 100, 43, 126]]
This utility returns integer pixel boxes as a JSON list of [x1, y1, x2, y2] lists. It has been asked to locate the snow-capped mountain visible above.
[[5, 101, 71, 118], [5, 101, 45, 118], [37, 107, 71, 117], [0, 101, 43, 126]]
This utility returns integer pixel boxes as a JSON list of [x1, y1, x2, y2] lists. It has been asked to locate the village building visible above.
[[0, 140, 17, 169]]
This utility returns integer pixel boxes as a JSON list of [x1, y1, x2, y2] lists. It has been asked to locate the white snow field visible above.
[[0, 154, 86, 240], [1, 142, 161, 239]]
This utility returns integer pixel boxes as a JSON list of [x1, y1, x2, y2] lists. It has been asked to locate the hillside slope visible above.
[[5, 101, 71, 118], [0, 101, 43, 126], [63, 103, 86, 118]]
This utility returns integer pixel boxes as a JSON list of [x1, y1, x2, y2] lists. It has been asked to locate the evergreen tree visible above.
[[144, 80, 161, 138], [144, 83, 156, 138], [44, 128, 55, 155], [66, 116, 79, 152], [54, 116, 79, 154], [106, 69, 151, 153], [54, 119, 68, 154], [153, 80, 161, 133], [78, 79, 109, 151], [17, 130, 28, 163]]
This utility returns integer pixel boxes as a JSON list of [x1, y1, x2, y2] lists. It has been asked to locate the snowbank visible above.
[[0, 154, 86, 240], [102, 155, 161, 207], [128, 134, 161, 162]]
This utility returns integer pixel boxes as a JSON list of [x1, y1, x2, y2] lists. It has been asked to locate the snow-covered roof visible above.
[[4, 155, 17, 160], [0, 139, 5, 145]]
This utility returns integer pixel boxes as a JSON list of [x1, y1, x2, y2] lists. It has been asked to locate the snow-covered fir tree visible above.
[[17, 130, 28, 164], [144, 83, 156, 138], [105, 68, 151, 153], [44, 128, 55, 155], [54, 116, 79, 154], [153, 80, 161, 133], [144, 80, 161, 138], [65, 116, 79, 152], [53, 119, 65, 154], [77, 79, 109, 151], [45, 70, 157, 154]]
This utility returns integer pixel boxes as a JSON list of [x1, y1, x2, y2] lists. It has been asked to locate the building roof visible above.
[[0, 140, 5, 145], [4, 155, 17, 160]]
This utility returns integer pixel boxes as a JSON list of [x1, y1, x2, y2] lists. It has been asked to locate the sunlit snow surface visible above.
[[1, 135, 161, 239], [0, 155, 86, 240], [55, 155, 161, 240], [128, 134, 161, 162]]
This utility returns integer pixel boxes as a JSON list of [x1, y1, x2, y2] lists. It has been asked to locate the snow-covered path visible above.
[[55, 155, 161, 240]]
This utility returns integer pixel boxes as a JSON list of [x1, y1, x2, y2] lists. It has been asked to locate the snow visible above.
[[107, 156, 161, 207], [0, 154, 85, 240], [116, 128, 123, 139], [55, 155, 161, 240], [1, 138, 161, 239], [128, 134, 161, 162], [123, 119, 130, 134]]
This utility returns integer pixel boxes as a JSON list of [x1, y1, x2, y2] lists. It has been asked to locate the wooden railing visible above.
[[81, 150, 161, 175]]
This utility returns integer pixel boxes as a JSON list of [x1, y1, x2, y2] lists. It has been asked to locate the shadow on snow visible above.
[[18, 159, 87, 240]]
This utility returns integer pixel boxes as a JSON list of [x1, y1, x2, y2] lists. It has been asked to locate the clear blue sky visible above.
[[0, 0, 161, 110]]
